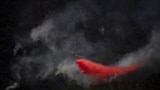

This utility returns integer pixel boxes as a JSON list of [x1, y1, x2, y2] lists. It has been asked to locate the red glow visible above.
[[75, 58, 146, 80]]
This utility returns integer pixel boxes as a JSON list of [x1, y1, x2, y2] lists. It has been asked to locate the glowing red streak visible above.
[[75, 58, 145, 80]]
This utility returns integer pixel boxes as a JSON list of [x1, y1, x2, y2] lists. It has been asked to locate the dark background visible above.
[[1, 0, 160, 90]]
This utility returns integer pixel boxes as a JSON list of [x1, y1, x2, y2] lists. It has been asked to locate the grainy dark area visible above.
[[0, 0, 160, 90]]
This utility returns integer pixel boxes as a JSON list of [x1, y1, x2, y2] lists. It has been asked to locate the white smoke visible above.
[[55, 60, 90, 85], [12, 0, 160, 87], [117, 30, 160, 66], [12, 2, 97, 85], [6, 82, 19, 90], [31, 19, 54, 42]]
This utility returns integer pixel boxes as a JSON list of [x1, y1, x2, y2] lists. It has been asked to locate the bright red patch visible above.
[[75, 58, 146, 80]]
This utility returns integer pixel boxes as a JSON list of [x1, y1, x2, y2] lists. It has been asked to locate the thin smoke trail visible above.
[[6, 83, 19, 90], [117, 30, 160, 67]]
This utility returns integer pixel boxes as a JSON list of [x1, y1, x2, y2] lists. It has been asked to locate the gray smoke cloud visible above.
[[12, 2, 97, 85], [117, 29, 160, 67], [28, 8, 94, 85], [11, 0, 160, 87], [55, 60, 90, 85]]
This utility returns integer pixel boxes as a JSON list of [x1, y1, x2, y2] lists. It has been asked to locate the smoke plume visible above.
[[11, 0, 160, 87]]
